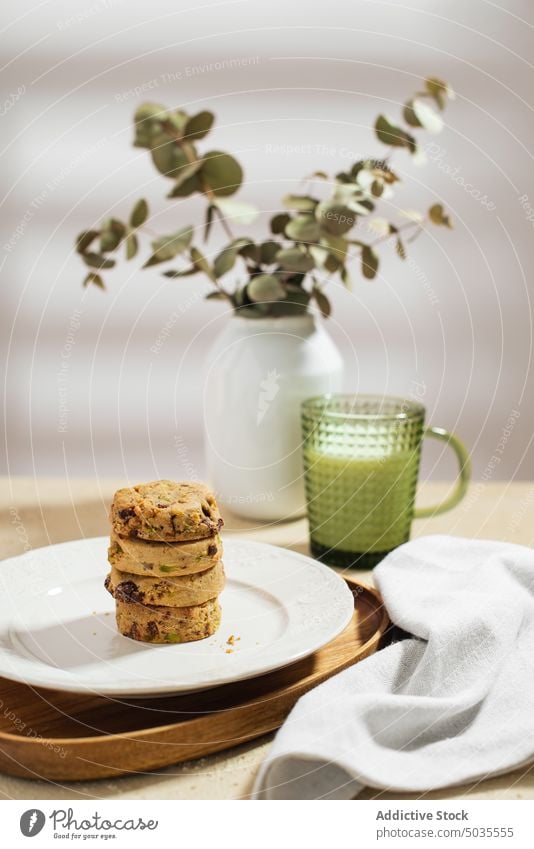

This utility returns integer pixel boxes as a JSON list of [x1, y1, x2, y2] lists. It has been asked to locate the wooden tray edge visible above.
[[0, 578, 390, 780]]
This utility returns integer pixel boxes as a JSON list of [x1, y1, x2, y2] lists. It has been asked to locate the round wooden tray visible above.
[[0, 578, 389, 781]]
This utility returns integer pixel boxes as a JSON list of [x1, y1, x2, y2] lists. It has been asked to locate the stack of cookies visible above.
[[105, 480, 224, 644]]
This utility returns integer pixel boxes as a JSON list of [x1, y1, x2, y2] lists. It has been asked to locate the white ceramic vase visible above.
[[203, 313, 344, 520]]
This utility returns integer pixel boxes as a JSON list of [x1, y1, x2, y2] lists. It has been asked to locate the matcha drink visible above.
[[304, 446, 420, 556], [302, 395, 470, 568]]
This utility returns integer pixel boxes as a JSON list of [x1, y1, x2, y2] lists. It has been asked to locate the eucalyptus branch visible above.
[[75, 75, 456, 318]]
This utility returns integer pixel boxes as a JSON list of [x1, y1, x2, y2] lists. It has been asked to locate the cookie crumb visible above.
[[226, 634, 241, 646], [225, 648, 233, 654]]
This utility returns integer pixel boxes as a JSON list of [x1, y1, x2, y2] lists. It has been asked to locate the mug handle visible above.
[[413, 427, 471, 518]]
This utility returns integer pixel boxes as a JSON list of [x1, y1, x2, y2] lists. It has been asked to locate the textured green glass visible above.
[[301, 395, 470, 569]]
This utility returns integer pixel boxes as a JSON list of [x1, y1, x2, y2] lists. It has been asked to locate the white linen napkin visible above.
[[253, 535, 534, 799]]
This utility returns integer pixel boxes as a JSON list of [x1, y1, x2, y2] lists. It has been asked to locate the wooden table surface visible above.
[[1, 477, 534, 800]]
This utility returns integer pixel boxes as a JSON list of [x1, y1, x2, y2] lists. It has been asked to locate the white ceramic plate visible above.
[[0, 537, 354, 697]]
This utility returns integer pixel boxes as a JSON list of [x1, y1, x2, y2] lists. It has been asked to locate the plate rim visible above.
[[0, 537, 355, 697]]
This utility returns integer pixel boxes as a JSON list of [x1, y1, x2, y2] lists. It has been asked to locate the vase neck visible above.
[[230, 314, 317, 333]]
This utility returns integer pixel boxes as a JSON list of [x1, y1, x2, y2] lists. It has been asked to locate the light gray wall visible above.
[[2, 0, 533, 485]]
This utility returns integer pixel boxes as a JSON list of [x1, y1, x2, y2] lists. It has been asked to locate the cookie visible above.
[[110, 480, 223, 542], [108, 531, 222, 577], [105, 560, 225, 607], [114, 596, 221, 644]]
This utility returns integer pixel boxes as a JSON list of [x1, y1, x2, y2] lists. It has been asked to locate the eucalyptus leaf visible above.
[[324, 253, 341, 272], [100, 219, 126, 252], [169, 160, 203, 192], [167, 172, 202, 198], [425, 78, 454, 110], [282, 194, 318, 212], [166, 110, 189, 134], [373, 166, 399, 184], [316, 202, 356, 236], [163, 266, 198, 278], [201, 150, 243, 196], [237, 241, 261, 264], [214, 197, 258, 224], [125, 233, 138, 260], [83, 272, 105, 289], [275, 247, 314, 273], [429, 203, 453, 227], [82, 252, 115, 270], [311, 287, 331, 318], [270, 213, 291, 235], [270, 283, 310, 316], [143, 226, 194, 267], [309, 245, 329, 269], [130, 198, 148, 228], [237, 303, 271, 318], [248, 273, 286, 302], [404, 99, 443, 134], [260, 241, 280, 265], [150, 133, 190, 178], [205, 291, 228, 301], [213, 246, 238, 278], [184, 111, 215, 141], [375, 115, 416, 152], [133, 102, 167, 148], [371, 180, 384, 197], [361, 245, 379, 279], [231, 237, 256, 250], [76, 230, 99, 254], [319, 233, 348, 262], [285, 215, 321, 242], [190, 246, 217, 282]]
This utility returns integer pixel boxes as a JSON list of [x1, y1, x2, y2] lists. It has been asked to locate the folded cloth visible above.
[[254, 535, 534, 799]]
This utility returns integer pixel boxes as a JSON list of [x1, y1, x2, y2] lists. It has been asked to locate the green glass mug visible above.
[[301, 394, 471, 569]]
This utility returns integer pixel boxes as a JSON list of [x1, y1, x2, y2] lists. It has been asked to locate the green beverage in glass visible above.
[[301, 394, 471, 569]]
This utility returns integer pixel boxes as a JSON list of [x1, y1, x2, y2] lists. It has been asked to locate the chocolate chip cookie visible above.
[[105, 560, 225, 608], [108, 530, 222, 577], [110, 480, 223, 542], [114, 596, 221, 644]]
